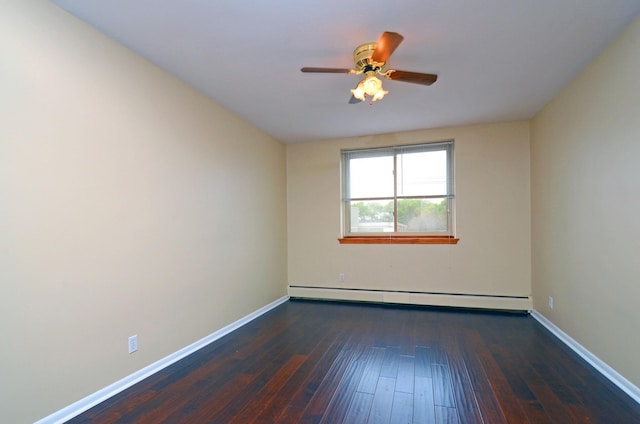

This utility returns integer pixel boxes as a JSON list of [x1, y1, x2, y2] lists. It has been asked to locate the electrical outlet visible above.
[[339, 273, 345, 282], [128, 335, 138, 354], [548, 296, 554, 309]]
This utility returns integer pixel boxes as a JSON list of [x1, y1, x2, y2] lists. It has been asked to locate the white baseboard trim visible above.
[[531, 310, 640, 405], [35, 295, 290, 424], [289, 285, 532, 311]]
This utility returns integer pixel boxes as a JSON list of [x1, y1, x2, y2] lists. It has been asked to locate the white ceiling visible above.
[[51, 1, 640, 144]]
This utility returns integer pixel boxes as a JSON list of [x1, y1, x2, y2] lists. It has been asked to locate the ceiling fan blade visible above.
[[386, 70, 438, 86], [301, 67, 353, 73], [371, 32, 404, 63], [349, 95, 362, 104]]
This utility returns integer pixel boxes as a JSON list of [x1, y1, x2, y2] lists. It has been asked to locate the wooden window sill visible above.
[[338, 236, 459, 245]]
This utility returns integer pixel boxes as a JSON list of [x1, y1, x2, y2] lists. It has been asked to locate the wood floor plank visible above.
[[229, 354, 307, 423], [431, 347, 449, 366], [414, 376, 436, 424], [195, 346, 304, 423], [390, 391, 413, 424], [67, 300, 640, 424], [515, 351, 577, 423], [466, 331, 530, 423], [380, 346, 401, 378], [252, 355, 335, 424], [432, 364, 455, 408], [368, 376, 396, 424], [447, 354, 483, 423], [299, 336, 361, 423], [395, 355, 415, 394], [460, 345, 508, 424], [344, 392, 374, 424], [357, 347, 387, 394], [490, 342, 554, 423], [274, 332, 347, 422], [415, 346, 433, 378], [190, 318, 321, 423], [435, 406, 460, 424], [319, 359, 367, 424]]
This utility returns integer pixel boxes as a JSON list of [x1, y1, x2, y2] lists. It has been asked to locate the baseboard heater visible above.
[[288, 285, 532, 312]]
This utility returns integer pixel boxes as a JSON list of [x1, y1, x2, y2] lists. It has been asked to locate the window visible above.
[[340, 141, 457, 244]]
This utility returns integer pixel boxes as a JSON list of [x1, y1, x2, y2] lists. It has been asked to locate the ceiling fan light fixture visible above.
[[363, 75, 382, 96], [350, 80, 366, 101], [372, 88, 388, 102], [351, 75, 388, 104]]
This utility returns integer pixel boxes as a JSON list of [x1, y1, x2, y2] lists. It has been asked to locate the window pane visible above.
[[396, 150, 447, 197], [342, 141, 454, 237], [348, 156, 394, 198], [348, 200, 394, 233], [397, 198, 448, 232]]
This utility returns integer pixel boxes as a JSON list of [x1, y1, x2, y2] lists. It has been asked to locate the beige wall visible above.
[[531, 17, 640, 387], [0, 1, 287, 422], [287, 122, 531, 301]]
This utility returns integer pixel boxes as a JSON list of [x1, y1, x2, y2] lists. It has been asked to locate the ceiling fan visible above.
[[301, 32, 437, 105]]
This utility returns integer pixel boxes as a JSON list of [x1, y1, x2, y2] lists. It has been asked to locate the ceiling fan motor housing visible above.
[[353, 43, 385, 73]]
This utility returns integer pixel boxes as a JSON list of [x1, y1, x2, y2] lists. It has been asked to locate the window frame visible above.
[[339, 141, 458, 245]]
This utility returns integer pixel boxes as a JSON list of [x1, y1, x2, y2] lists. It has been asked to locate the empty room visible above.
[[2, 1, 640, 423]]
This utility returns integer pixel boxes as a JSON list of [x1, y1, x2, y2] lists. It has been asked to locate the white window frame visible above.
[[341, 141, 455, 238]]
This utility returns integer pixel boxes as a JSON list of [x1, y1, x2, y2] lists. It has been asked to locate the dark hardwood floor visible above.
[[68, 300, 640, 423]]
